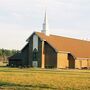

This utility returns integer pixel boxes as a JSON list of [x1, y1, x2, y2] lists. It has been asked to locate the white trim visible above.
[[76, 58, 90, 60], [26, 32, 35, 42], [57, 51, 70, 54]]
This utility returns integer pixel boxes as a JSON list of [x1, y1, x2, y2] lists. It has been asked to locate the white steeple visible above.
[[41, 11, 50, 36]]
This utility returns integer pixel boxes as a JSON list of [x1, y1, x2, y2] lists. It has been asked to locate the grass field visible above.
[[0, 67, 90, 90]]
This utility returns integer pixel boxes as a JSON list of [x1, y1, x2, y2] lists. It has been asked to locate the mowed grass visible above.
[[0, 67, 90, 90]]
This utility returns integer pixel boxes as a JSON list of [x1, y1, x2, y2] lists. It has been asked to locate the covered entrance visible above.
[[32, 61, 38, 67], [68, 54, 75, 69]]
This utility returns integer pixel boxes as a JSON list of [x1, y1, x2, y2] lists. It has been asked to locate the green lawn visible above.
[[0, 67, 90, 90]]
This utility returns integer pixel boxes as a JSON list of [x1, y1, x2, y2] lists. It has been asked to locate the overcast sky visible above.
[[0, 0, 90, 50]]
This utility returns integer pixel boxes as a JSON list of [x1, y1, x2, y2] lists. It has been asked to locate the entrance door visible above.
[[32, 61, 38, 67], [68, 54, 75, 69]]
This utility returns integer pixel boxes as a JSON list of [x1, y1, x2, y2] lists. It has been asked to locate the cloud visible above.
[[0, 22, 33, 49], [0, 0, 90, 49], [51, 28, 90, 41]]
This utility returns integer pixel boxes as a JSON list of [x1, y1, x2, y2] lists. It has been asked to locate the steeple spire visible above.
[[41, 11, 50, 36]]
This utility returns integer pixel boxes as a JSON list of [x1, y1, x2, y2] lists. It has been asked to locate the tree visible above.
[[0, 49, 2, 56]]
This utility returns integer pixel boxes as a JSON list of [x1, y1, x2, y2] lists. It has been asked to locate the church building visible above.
[[9, 12, 90, 69]]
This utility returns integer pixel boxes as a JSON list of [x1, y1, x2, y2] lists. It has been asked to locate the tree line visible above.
[[0, 49, 19, 57]]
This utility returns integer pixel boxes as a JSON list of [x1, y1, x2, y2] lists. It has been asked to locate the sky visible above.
[[0, 0, 90, 50]]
